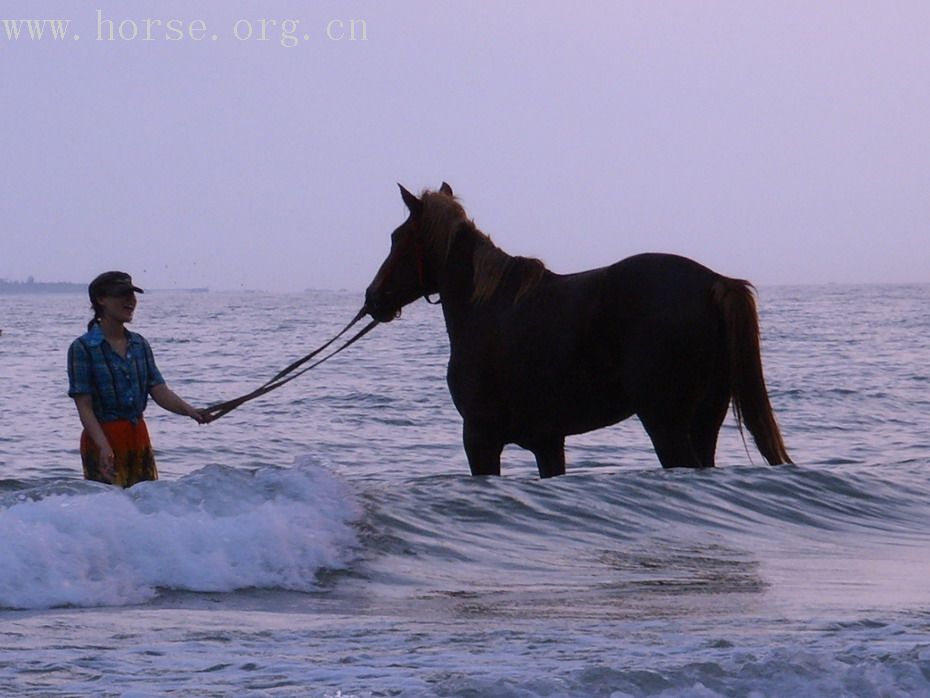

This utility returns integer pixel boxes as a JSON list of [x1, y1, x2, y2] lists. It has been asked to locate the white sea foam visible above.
[[0, 458, 362, 609]]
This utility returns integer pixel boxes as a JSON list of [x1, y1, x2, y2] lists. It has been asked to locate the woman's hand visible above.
[[74, 396, 117, 479], [98, 445, 116, 479], [186, 405, 211, 424]]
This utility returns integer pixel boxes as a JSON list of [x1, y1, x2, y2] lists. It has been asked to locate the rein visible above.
[[202, 307, 379, 421], [202, 217, 440, 421]]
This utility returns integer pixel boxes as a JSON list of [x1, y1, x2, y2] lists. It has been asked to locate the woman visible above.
[[67, 271, 209, 487]]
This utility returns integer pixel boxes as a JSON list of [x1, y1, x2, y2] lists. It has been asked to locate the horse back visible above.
[[540, 253, 725, 349], [594, 253, 728, 399]]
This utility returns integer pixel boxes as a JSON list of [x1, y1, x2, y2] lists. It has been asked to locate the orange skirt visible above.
[[81, 418, 158, 488]]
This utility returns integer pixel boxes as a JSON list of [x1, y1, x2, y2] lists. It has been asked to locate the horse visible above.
[[364, 183, 791, 478]]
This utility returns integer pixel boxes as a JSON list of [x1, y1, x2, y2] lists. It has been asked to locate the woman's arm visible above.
[[73, 395, 116, 478], [150, 383, 209, 423]]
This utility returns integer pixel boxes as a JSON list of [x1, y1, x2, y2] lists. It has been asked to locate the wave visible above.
[[349, 462, 930, 609], [4, 458, 928, 612], [419, 639, 930, 697], [0, 459, 362, 610], [363, 463, 930, 551]]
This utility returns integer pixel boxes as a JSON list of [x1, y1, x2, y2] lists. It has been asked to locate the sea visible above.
[[0, 284, 929, 697]]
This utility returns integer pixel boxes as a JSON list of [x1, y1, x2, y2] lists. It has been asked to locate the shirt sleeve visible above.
[[142, 337, 166, 389], [67, 339, 92, 397]]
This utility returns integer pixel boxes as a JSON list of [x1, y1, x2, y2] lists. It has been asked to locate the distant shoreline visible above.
[[0, 279, 85, 294], [0, 280, 209, 294]]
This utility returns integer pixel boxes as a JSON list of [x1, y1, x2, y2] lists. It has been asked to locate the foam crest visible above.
[[0, 459, 362, 609]]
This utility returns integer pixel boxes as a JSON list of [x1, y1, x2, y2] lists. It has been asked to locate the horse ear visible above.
[[439, 182, 454, 197], [398, 184, 423, 216]]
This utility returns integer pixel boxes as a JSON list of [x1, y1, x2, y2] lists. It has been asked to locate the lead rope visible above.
[[202, 222, 441, 421], [202, 307, 378, 422]]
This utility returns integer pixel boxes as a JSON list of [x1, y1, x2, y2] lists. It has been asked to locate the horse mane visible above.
[[420, 190, 546, 305]]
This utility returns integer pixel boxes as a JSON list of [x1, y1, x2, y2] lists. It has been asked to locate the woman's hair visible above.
[[87, 299, 103, 331]]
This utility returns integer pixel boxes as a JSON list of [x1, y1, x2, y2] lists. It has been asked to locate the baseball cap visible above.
[[88, 271, 144, 300]]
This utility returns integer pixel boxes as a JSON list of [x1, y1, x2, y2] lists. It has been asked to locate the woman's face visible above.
[[97, 290, 137, 324]]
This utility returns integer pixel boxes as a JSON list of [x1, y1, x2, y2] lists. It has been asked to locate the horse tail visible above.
[[713, 278, 792, 465]]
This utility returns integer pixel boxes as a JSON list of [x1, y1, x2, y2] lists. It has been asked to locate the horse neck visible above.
[[438, 221, 500, 336], [439, 222, 519, 348]]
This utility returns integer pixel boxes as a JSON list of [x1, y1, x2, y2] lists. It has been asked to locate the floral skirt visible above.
[[81, 418, 158, 488]]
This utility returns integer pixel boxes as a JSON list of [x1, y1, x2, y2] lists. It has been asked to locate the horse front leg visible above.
[[463, 422, 503, 476]]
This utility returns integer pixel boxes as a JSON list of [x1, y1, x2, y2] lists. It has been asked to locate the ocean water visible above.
[[0, 285, 929, 697]]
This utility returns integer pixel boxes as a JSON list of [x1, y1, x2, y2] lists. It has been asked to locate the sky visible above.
[[2, 1, 929, 291]]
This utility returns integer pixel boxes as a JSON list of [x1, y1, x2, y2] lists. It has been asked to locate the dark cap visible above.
[[88, 271, 144, 300]]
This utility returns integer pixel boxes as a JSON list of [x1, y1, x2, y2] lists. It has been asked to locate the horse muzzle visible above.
[[364, 289, 400, 323]]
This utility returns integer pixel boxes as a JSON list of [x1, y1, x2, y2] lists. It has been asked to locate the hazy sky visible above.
[[3, 1, 929, 291]]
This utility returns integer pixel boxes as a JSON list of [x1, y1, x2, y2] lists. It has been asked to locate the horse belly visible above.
[[446, 339, 628, 443], [503, 326, 634, 439]]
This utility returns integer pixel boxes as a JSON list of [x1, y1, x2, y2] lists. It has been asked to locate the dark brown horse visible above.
[[365, 183, 791, 477]]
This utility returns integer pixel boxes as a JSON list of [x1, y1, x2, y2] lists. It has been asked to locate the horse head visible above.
[[364, 182, 454, 322]]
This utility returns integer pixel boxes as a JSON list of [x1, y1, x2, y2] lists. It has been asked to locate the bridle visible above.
[[415, 234, 442, 305], [377, 217, 441, 307]]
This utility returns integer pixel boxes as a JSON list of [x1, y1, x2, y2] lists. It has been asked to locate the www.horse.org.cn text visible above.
[[1, 11, 369, 47]]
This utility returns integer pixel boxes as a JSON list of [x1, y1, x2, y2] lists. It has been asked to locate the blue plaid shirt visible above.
[[67, 325, 165, 423]]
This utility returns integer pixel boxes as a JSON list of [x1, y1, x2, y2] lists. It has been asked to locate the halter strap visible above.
[[415, 234, 441, 304], [377, 217, 441, 306]]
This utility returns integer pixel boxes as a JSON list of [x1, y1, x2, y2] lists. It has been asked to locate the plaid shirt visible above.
[[67, 324, 165, 423]]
